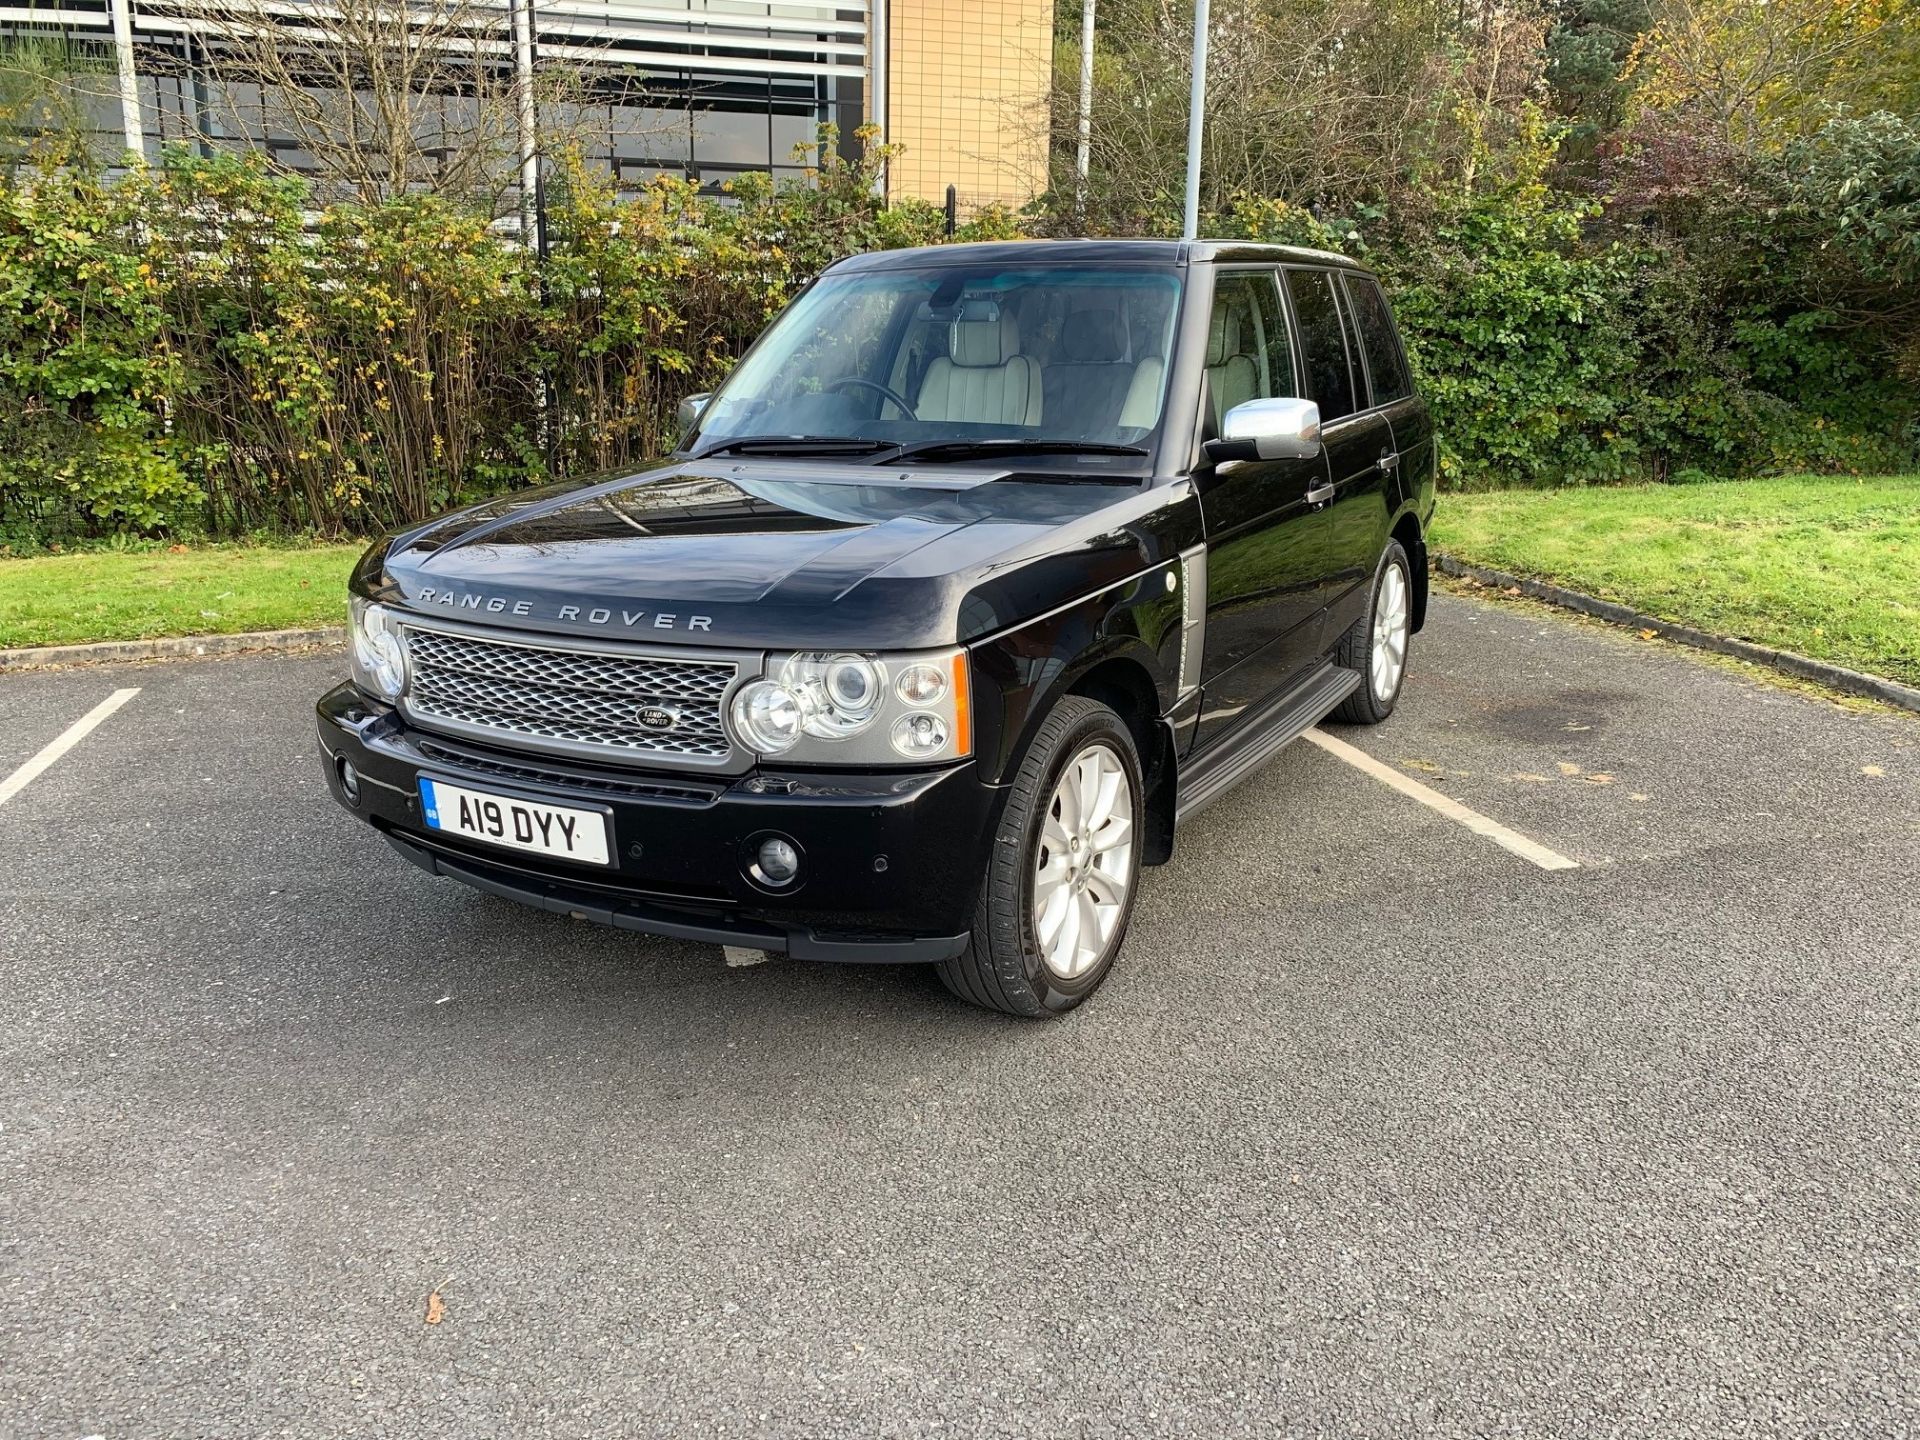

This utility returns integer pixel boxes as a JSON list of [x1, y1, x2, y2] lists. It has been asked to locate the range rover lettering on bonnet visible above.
[[413, 587, 714, 633]]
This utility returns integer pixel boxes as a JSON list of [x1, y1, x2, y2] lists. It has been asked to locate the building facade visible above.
[[0, 0, 1053, 212]]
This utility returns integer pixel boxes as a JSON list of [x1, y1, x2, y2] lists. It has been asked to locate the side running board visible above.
[[1175, 662, 1362, 822]]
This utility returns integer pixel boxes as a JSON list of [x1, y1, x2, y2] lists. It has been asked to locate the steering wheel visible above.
[[827, 376, 918, 421]]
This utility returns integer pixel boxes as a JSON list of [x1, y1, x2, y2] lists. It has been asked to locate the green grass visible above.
[[1432, 474, 1920, 687], [5, 474, 1918, 687], [0, 542, 363, 649]]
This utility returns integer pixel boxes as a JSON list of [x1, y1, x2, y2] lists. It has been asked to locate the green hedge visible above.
[[0, 132, 1018, 545], [1214, 175, 1917, 491], [1, 127, 1912, 546]]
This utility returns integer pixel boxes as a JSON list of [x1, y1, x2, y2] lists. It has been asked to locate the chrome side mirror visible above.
[[675, 391, 713, 437], [1204, 397, 1323, 464]]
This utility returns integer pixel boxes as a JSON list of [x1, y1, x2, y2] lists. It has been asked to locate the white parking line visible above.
[[1303, 727, 1579, 872], [0, 688, 141, 809]]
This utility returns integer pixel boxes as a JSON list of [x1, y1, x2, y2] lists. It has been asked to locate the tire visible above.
[[1330, 539, 1413, 725], [936, 696, 1144, 1018]]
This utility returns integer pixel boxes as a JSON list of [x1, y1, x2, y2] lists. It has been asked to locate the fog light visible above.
[[336, 756, 362, 807], [754, 836, 801, 888], [890, 710, 950, 758]]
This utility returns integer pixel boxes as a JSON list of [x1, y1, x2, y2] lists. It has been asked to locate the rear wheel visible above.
[[1331, 539, 1412, 724], [937, 696, 1142, 1017]]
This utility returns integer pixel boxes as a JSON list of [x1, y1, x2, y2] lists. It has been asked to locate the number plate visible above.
[[418, 776, 611, 866]]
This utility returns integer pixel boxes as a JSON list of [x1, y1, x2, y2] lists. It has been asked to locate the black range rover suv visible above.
[[317, 240, 1435, 1016]]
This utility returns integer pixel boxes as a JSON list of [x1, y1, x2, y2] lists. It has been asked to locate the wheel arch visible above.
[[1065, 654, 1177, 867], [1390, 509, 1428, 633]]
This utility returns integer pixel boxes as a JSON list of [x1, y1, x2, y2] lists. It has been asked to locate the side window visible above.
[[1206, 270, 1294, 429], [1342, 274, 1411, 405], [1284, 269, 1356, 422]]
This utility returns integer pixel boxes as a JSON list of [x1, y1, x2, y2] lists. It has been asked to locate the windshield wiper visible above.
[[694, 435, 901, 460], [889, 439, 1150, 465]]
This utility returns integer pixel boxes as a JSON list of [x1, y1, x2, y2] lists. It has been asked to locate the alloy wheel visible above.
[[1371, 561, 1410, 704], [1032, 742, 1135, 979]]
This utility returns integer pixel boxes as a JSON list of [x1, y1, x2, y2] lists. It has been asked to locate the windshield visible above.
[[689, 265, 1183, 468]]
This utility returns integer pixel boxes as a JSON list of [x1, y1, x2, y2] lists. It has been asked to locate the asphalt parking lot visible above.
[[3, 591, 1916, 1438]]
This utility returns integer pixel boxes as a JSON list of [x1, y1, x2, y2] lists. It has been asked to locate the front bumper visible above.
[[316, 685, 1003, 962]]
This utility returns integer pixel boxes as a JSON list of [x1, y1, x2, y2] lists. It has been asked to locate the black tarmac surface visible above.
[[3, 593, 1915, 1437]]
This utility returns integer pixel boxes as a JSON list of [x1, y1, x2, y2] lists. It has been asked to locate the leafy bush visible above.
[[1217, 148, 1915, 486], [128, 153, 543, 535], [0, 127, 1038, 544], [1381, 188, 1645, 487], [0, 162, 198, 540]]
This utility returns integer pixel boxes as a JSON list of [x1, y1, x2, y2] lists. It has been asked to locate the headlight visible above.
[[787, 653, 886, 738], [732, 678, 805, 755], [729, 648, 970, 765], [348, 597, 409, 701]]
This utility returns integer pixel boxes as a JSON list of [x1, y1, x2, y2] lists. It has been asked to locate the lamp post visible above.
[[1180, 0, 1210, 240], [512, 0, 540, 252], [109, 0, 143, 158], [1075, 0, 1095, 218]]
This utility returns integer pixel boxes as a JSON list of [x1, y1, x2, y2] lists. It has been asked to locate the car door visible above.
[[1191, 266, 1335, 751], [1283, 267, 1395, 641], [1341, 270, 1431, 515]]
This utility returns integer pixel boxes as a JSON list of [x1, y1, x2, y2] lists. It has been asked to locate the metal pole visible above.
[[869, 0, 889, 197], [512, 0, 539, 249], [109, 0, 144, 158], [1074, 0, 1095, 218], [1180, 0, 1210, 240]]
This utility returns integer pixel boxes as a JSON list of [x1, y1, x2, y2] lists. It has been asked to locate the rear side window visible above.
[[1284, 269, 1356, 421], [1342, 274, 1411, 405]]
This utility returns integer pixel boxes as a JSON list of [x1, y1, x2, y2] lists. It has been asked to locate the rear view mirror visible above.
[[1204, 397, 1322, 465], [676, 391, 713, 437]]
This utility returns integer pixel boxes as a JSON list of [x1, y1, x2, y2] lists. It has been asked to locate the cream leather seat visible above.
[[1042, 308, 1134, 433], [917, 303, 1043, 427], [1206, 304, 1258, 429], [1117, 353, 1165, 431]]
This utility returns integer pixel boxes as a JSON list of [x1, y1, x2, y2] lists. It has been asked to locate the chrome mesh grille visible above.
[[401, 626, 736, 763]]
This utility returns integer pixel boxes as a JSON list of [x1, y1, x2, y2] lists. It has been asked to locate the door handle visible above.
[[1306, 482, 1335, 507], [1378, 451, 1401, 472]]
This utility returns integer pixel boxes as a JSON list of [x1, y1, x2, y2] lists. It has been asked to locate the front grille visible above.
[[401, 626, 738, 765]]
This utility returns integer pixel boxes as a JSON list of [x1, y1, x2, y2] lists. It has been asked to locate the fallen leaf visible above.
[[424, 1292, 446, 1325], [1556, 761, 1582, 776], [1582, 773, 1616, 786], [1561, 722, 1591, 731], [1629, 793, 1649, 802], [1503, 585, 1522, 596], [1861, 765, 1885, 777], [1512, 772, 1550, 784], [1399, 758, 1443, 773], [1637, 628, 1658, 641]]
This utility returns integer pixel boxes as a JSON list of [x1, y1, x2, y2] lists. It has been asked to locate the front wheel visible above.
[[1331, 539, 1413, 724], [937, 697, 1143, 1017]]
